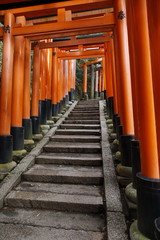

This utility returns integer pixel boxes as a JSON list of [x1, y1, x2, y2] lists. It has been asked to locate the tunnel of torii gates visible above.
[[0, 0, 160, 239]]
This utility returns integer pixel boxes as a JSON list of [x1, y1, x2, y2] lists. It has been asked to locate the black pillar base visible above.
[[46, 99, 52, 120], [131, 140, 141, 189], [0, 135, 13, 163], [71, 88, 74, 100], [39, 100, 47, 125], [63, 97, 66, 108], [31, 116, 40, 134], [154, 218, 160, 240], [104, 90, 107, 100], [66, 94, 69, 105], [22, 118, 32, 140], [108, 96, 114, 119], [69, 91, 72, 101], [117, 125, 123, 144], [113, 114, 118, 133], [52, 103, 58, 116], [120, 134, 134, 167], [115, 115, 121, 134], [58, 100, 63, 114], [137, 173, 160, 239], [11, 126, 24, 150]]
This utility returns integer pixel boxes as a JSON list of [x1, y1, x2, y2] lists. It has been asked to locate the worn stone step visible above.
[[15, 182, 103, 197], [56, 129, 101, 135], [73, 109, 99, 112], [44, 142, 101, 153], [0, 223, 105, 240], [72, 110, 99, 113], [22, 164, 103, 185], [64, 120, 100, 124], [67, 116, 100, 120], [60, 124, 101, 129], [69, 113, 99, 117], [36, 152, 102, 166], [51, 135, 101, 143], [0, 207, 105, 232], [6, 188, 104, 213]]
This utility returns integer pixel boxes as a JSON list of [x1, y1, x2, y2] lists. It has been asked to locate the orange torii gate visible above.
[[0, 0, 160, 239], [79, 58, 102, 99]]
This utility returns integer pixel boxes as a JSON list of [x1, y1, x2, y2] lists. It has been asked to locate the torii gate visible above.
[[0, 1, 160, 239]]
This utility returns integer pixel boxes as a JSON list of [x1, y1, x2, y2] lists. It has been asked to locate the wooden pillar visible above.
[[105, 41, 114, 118], [95, 70, 99, 99], [46, 40, 53, 120], [22, 38, 32, 140], [52, 48, 58, 116], [11, 16, 26, 151], [114, 0, 135, 167], [90, 64, 95, 99], [110, 37, 118, 115], [31, 43, 40, 134], [72, 59, 76, 100], [64, 60, 69, 104], [39, 48, 47, 124], [0, 13, 15, 165], [98, 70, 102, 94], [68, 60, 72, 101], [83, 63, 88, 99], [126, 1, 160, 239]]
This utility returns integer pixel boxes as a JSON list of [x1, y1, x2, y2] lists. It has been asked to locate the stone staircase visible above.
[[0, 100, 107, 240]]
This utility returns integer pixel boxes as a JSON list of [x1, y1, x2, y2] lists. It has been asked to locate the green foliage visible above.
[[75, 58, 95, 99]]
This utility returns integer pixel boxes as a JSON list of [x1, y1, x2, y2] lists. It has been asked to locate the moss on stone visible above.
[[130, 221, 150, 240]]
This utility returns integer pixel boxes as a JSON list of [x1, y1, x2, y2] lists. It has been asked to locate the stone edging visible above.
[[0, 101, 78, 209], [99, 100, 128, 240]]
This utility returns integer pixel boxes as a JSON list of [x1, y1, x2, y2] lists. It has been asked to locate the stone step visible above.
[[60, 124, 101, 129], [51, 135, 101, 143], [44, 142, 101, 153], [72, 110, 99, 113], [73, 109, 99, 112], [69, 113, 99, 117], [5, 188, 104, 213], [56, 129, 101, 135], [64, 120, 100, 124], [0, 223, 105, 240], [67, 116, 100, 120], [36, 152, 102, 166], [0, 207, 105, 232], [22, 164, 103, 185]]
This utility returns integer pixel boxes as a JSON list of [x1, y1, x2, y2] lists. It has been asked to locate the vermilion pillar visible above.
[[83, 63, 88, 99], [127, 0, 160, 239], [52, 48, 58, 116], [68, 60, 72, 101], [0, 13, 15, 165], [114, 0, 135, 167], [90, 64, 95, 99], [147, 1, 160, 237], [64, 60, 69, 104], [22, 38, 33, 140], [126, 0, 141, 189], [39, 48, 47, 124], [72, 59, 76, 100], [95, 70, 99, 99], [46, 40, 53, 120], [11, 16, 26, 151], [31, 43, 41, 134], [105, 41, 114, 119]]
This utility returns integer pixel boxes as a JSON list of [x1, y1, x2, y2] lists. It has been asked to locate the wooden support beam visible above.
[[37, 36, 109, 49], [28, 27, 113, 41], [0, 0, 114, 19], [79, 58, 102, 67], [27, 8, 113, 25], [7, 13, 114, 37], [57, 48, 104, 60]]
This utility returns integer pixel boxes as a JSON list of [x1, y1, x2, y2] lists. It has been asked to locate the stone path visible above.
[[0, 100, 128, 240]]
